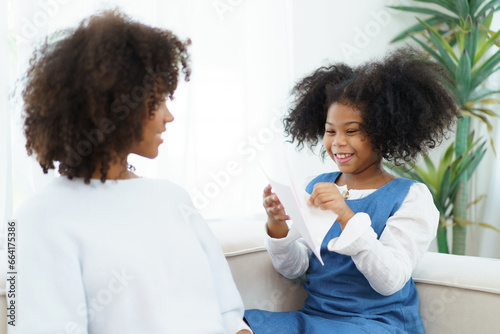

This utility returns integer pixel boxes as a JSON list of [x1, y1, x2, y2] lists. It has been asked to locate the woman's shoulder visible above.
[[63, 176, 187, 195], [129, 177, 184, 190], [12, 176, 191, 219], [12, 178, 67, 227], [130, 177, 190, 197], [116, 177, 196, 207]]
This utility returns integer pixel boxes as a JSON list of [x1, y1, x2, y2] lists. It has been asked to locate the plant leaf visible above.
[[476, 1, 500, 21], [478, 222, 500, 233], [412, 0, 458, 14], [490, 137, 497, 157], [428, 33, 459, 74], [454, 0, 470, 20], [467, 22, 479, 66], [470, 48, 500, 90], [476, 12, 493, 51], [468, 88, 500, 101], [478, 98, 500, 104], [384, 162, 437, 196], [454, 141, 487, 183], [464, 109, 494, 131], [413, 163, 433, 183], [467, 194, 486, 209], [440, 216, 454, 228], [437, 142, 455, 179], [390, 6, 459, 23], [409, 35, 457, 74], [463, 154, 487, 184], [437, 217, 449, 253], [469, 0, 487, 17], [456, 26, 466, 51], [454, 217, 500, 233], [391, 17, 449, 43], [438, 166, 452, 205], [448, 145, 482, 196], [423, 155, 439, 189], [419, 18, 459, 61], [474, 28, 500, 64], [455, 50, 472, 105], [470, 107, 499, 117]]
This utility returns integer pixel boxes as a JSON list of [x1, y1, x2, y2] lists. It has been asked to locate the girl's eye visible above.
[[347, 130, 359, 134], [325, 130, 335, 134]]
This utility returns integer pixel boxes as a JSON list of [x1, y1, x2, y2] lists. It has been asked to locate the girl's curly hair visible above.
[[22, 9, 191, 183], [284, 48, 459, 164]]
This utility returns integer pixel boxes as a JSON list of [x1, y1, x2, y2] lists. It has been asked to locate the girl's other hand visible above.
[[263, 184, 290, 238], [308, 182, 354, 230], [263, 184, 290, 222]]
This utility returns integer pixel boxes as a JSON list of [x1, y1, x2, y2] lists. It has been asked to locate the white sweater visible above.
[[10, 177, 248, 333]]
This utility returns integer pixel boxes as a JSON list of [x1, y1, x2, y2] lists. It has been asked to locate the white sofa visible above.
[[210, 220, 500, 334]]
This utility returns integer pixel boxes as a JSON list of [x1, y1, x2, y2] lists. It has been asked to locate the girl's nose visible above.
[[332, 133, 346, 146]]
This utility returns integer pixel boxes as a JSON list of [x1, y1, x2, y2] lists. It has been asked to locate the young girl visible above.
[[245, 49, 458, 333], [13, 10, 251, 334]]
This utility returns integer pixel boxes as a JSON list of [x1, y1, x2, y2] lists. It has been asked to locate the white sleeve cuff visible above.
[[327, 213, 377, 255], [236, 320, 253, 333], [265, 223, 302, 254], [265, 223, 311, 279]]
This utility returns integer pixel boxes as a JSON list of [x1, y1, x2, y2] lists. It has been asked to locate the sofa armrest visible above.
[[413, 252, 500, 334], [211, 220, 500, 334]]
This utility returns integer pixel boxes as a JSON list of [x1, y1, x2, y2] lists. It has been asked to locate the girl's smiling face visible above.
[[323, 102, 381, 178], [130, 97, 174, 159]]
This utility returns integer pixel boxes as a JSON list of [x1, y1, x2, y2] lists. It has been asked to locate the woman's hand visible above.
[[263, 184, 290, 238], [308, 182, 354, 230], [236, 330, 252, 334]]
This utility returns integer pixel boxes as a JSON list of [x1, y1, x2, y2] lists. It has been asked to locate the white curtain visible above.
[[3, 0, 297, 222], [1, 0, 11, 230], [3, 0, 500, 257]]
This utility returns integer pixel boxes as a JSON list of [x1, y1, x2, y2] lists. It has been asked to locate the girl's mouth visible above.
[[334, 153, 353, 163]]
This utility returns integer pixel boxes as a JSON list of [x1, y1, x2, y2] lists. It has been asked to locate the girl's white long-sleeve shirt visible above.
[[265, 182, 438, 296], [11, 177, 249, 334]]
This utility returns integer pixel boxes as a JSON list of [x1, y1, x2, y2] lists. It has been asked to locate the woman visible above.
[[13, 9, 251, 334]]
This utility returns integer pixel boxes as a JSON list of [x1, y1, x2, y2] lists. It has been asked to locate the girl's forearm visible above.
[[266, 219, 289, 238]]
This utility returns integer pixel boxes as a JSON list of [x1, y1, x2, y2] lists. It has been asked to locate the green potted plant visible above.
[[388, 0, 500, 254]]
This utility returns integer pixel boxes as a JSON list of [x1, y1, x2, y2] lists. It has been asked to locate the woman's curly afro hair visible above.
[[22, 9, 191, 183], [284, 48, 459, 165]]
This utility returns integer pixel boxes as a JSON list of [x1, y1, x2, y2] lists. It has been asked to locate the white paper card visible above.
[[261, 169, 337, 265]]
